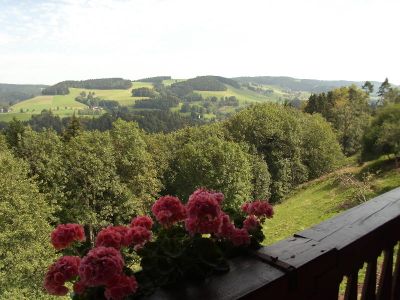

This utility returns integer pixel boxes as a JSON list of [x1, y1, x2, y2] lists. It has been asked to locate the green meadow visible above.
[[195, 85, 297, 103], [263, 157, 400, 245]]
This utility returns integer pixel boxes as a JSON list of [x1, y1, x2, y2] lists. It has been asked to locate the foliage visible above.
[[235, 76, 380, 93], [304, 85, 371, 155], [362, 103, 400, 166], [61, 131, 132, 241], [63, 114, 82, 141], [378, 78, 390, 98], [300, 113, 344, 178], [16, 128, 66, 213], [0, 147, 56, 299], [134, 97, 180, 110], [171, 76, 228, 92], [135, 76, 171, 83], [4, 117, 25, 149], [27, 110, 64, 133], [0, 83, 47, 106], [110, 120, 161, 213], [362, 81, 374, 94], [131, 87, 156, 98], [224, 103, 343, 201], [75, 91, 120, 110], [166, 136, 256, 211], [42, 78, 132, 95]]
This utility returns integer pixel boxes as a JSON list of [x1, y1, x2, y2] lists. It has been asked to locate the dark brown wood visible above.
[[344, 271, 359, 300], [392, 244, 400, 300], [361, 259, 377, 300], [377, 248, 394, 300]]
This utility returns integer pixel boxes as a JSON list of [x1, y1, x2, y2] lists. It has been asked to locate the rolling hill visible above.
[[234, 76, 385, 94], [0, 75, 389, 122], [0, 82, 153, 121], [0, 83, 48, 106]]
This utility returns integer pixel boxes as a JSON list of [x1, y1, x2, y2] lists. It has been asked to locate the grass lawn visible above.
[[264, 157, 400, 245], [162, 79, 185, 86], [196, 85, 281, 103], [0, 113, 33, 122]]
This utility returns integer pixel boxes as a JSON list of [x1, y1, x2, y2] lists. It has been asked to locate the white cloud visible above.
[[0, 0, 399, 84]]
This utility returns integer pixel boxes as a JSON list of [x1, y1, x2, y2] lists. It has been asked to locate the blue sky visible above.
[[0, 0, 399, 84]]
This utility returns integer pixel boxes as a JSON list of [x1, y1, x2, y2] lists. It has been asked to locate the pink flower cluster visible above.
[[44, 256, 81, 296], [76, 247, 137, 300], [44, 191, 274, 300], [151, 195, 187, 227], [96, 226, 130, 249], [46, 217, 152, 299], [131, 215, 153, 230], [185, 188, 224, 235], [149, 188, 251, 246], [241, 200, 274, 234], [242, 200, 274, 218], [126, 225, 152, 250], [51, 224, 85, 250], [95, 216, 153, 250]]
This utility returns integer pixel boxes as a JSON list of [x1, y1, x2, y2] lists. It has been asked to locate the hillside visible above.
[[0, 77, 285, 121], [263, 157, 400, 245], [234, 76, 384, 93], [0, 82, 152, 121], [0, 75, 390, 122], [0, 83, 48, 106]]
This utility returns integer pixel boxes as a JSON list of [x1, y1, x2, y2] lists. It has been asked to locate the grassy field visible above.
[[196, 86, 276, 103], [264, 157, 400, 245], [162, 79, 185, 86]]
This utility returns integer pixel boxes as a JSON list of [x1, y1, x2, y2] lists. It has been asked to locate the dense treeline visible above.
[[132, 87, 156, 97], [6, 108, 202, 134], [42, 78, 132, 95], [304, 85, 371, 155], [303, 79, 400, 165], [135, 76, 171, 83], [235, 76, 383, 93], [170, 76, 240, 92], [0, 136, 56, 299], [134, 97, 180, 110], [0, 83, 47, 106]]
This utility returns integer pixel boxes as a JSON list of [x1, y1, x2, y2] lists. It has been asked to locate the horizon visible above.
[[1, 0, 399, 85], [0, 74, 395, 87]]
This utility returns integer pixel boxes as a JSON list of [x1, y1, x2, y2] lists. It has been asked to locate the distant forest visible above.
[[41, 78, 132, 95], [234, 76, 385, 94], [0, 83, 47, 106]]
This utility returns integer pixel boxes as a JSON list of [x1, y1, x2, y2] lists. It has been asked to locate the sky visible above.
[[0, 0, 399, 85]]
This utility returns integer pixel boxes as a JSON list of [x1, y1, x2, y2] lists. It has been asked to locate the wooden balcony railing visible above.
[[145, 187, 400, 300]]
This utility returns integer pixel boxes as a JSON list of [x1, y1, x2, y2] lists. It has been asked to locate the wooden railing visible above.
[[145, 187, 400, 300]]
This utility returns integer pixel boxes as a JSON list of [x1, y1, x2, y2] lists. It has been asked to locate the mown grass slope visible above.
[[263, 157, 400, 245], [196, 85, 278, 103]]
